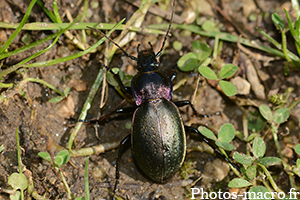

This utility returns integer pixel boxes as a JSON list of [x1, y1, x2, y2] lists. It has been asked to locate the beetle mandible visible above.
[[93, 0, 236, 199]]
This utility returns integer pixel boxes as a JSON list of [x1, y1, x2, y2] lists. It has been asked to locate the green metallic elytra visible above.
[[131, 98, 186, 182]]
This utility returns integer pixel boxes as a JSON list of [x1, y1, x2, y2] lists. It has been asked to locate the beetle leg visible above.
[[94, 106, 136, 124], [170, 71, 177, 82], [101, 63, 132, 96], [174, 100, 221, 118], [113, 134, 131, 200], [184, 126, 240, 172], [68, 99, 136, 126]]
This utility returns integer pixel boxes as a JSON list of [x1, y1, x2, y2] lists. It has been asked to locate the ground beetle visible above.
[[91, 1, 237, 199]]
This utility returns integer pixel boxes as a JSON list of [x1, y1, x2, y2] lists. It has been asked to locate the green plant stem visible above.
[[17, 31, 61, 67], [0, 0, 37, 54], [261, 179, 279, 200], [85, 157, 90, 200], [0, 22, 165, 34], [71, 141, 120, 157], [219, 148, 241, 177], [0, 31, 61, 78], [0, 83, 13, 88], [21, 190, 24, 200], [15, 127, 25, 200], [257, 28, 282, 49], [288, 97, 300, 110], [53, 0, 62, 23], [291, 0, 300, 19], [0, 30, 62, 60], [66, 21, 127, 149], [258, 27, 300, 63], [15, 127, 22, 174], [31, 191, 50, 200], [67, 69, 104, 149], [284, 9, 300, 56], [27, 171, 35, 200], [36, 0, 56, 22], [212, 34, 220, 59], [281, 30, 292, 63], [258, 163, 283, 194], [22, 78, 64, 96], [0, 19, 125, 79], [149, 23, 300, 62], [57, 167, 72, 199], [80, 0, 88, 45], [271, 124, 296, 189], [0, 15, 81, 79]]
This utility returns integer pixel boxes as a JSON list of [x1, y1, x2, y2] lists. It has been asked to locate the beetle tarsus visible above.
[[101, 62, 132, 95], [113, 134, 131, 200], [184, 126, 240, 172], [174, 100, 221, 118]]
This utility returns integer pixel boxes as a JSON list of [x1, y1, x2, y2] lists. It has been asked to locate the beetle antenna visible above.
[[87, 26, 138, 61], [155, 0, 176, 58], [137, 44, 141, 52], [148, 42, 154, 51]]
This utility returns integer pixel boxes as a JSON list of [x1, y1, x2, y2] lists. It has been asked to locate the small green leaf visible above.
[[198, 126, 217, 141], [218, 123, 235, 143], [191, 41, 212, 61], [246, 165, 256, 180], [38, 152, 52, 163], [246, 133, 259, 142], [258, 157, 281, 166], [177, 52, 199, 72], [10, 191, 21, 200], [235, 130, 244, 140], [295, 144, 300, 155], [285, 9, 299, 43], [55, 150, 70, 166], [75, 197, 85, 200], [216, 141, 234, 151], [199, 57, 212, 68], [228, 178, 252, 188], [247, 111, 266, 133], [202, 19, 220, 32], [173, 41, 182, 51], [273, 108, 290, 124], [123, 75, 133, 87], [219, 80, 237, 96], [49, 96, 65, 103], [64, 87, 70, 96], [0, 144, 4, 153], [249, 186, 272, 199], [253, 137, 266, 158], [272, 13, 285, 30], [198, 65, 217, 80], [8, 173, 28, 190], [259, 105, 273, 121], [292, 165, 300, 176], [233, 152, 255, 165], [106, 68, 124, 87], [297, 158, 300, 168], [295, 19, 300, 37], [219, 64, 238, 79]]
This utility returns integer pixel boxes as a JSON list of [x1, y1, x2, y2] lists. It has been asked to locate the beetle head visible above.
[[137, 48, 159, 72]]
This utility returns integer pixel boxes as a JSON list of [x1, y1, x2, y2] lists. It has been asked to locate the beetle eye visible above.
[[150, 62, 159, 68]]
